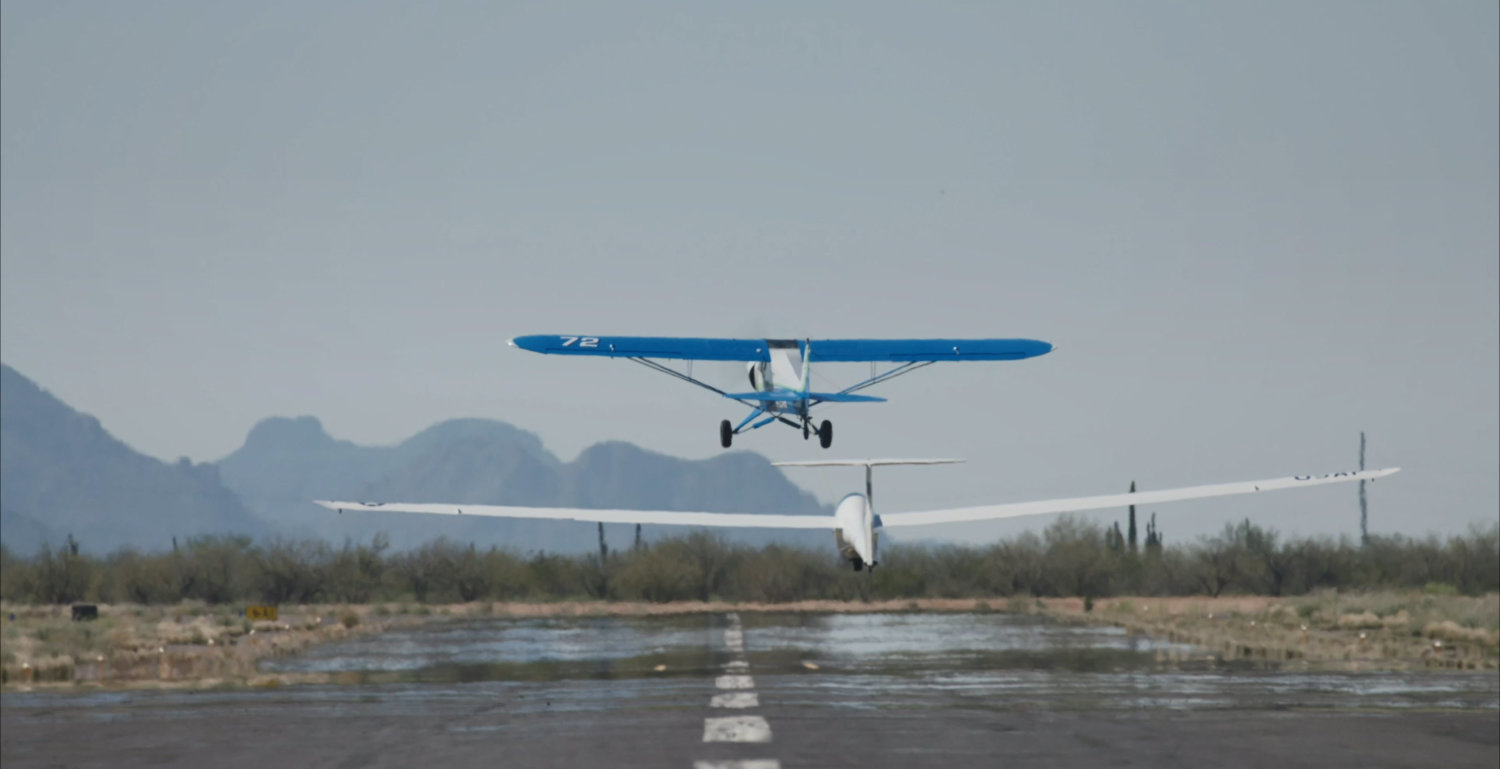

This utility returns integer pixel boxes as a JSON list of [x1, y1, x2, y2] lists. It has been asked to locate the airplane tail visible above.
[[724, 391, 886, 403], [800, 339, 812, 394], [810, 392, 886, 403]]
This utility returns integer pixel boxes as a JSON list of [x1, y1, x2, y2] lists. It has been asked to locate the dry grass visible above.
[[1338, 612, 1382, 629], [1, 602, 418, 689], [1045, 591, 1500, 670]]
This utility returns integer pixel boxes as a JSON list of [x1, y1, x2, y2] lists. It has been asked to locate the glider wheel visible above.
[[720, 419, 733, 448], [818, 419, 833, 449]]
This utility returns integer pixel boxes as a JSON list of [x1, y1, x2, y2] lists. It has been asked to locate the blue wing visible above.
[[809, 338, 1053, 362], [510, 335, 769, 361], [511, 335, 1052, 363]]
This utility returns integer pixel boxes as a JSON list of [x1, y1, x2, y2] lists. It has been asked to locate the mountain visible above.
[[1, 362, 832, 555], [0, 364, 269, 553], [219, 418, 830, 552]]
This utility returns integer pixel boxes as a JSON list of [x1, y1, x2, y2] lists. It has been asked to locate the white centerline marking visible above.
[[715, 674, 755, 690], [694, 614, 777, 766], [703, 715, 773, 743], [710, 692, 760, 708]]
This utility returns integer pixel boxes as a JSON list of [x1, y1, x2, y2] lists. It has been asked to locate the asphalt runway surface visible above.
[[3, 612, 1497, 768]]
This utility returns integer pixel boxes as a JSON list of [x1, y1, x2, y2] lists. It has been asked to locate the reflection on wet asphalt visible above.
[[267, 614, 725, 685], [739, 613, 1500, 712], [5, 612, 1497, 769], [259, 612, 1496, 711], [12, 612, 1492, 714]]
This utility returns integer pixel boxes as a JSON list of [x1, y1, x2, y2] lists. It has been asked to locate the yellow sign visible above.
[[246, 605, 278, 621]]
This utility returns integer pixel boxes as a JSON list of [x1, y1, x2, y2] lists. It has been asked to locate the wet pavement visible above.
[[4, 612, 1497, 768]]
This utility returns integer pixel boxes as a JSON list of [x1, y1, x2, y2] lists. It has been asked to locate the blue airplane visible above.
[[508, 335, 1054, 448]]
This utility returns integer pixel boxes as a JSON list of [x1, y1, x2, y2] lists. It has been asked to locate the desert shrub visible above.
[[254, 539, 329, 604], [1425, 581, 1459, 596], [0, 521, 1494, 604]]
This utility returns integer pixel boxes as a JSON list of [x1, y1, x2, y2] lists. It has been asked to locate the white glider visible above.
[[315, 463, 1398, 571]]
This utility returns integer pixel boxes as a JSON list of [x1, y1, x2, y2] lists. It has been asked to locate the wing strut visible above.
[[835, 361, 935, 397], [628, 356, 760, 406]]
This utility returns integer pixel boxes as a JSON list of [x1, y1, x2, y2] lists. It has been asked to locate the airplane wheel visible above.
[[852, 558, 863, 572], [818, 420, 833, 449], [802, 419, 809, 440], [720, 419, 733, 448]]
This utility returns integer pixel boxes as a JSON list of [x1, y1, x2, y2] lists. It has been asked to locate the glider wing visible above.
[[312, 500, 836, 529], [876, 468, 1400, 527]]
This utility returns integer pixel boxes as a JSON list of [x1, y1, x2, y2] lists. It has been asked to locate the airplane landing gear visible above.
[[721, 414, 829, 447], [851, 557, 863, 572]]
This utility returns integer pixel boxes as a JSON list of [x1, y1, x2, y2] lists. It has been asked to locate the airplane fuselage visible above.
[[747, 343, 809, 415]]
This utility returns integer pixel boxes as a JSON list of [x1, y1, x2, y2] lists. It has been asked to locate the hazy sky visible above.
[[3, 1, 1496, 544]]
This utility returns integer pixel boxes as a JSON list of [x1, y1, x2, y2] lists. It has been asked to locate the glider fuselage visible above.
[[833, 492, 878, 570]]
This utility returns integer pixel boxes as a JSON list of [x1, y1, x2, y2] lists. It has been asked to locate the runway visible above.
[[4, 612, 1496, 768]]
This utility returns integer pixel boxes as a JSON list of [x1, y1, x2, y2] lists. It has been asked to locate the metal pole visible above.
[[1359, 431, 1368, 546]]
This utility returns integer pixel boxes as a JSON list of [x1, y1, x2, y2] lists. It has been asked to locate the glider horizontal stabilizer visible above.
[[773, 458, 965, 467]]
